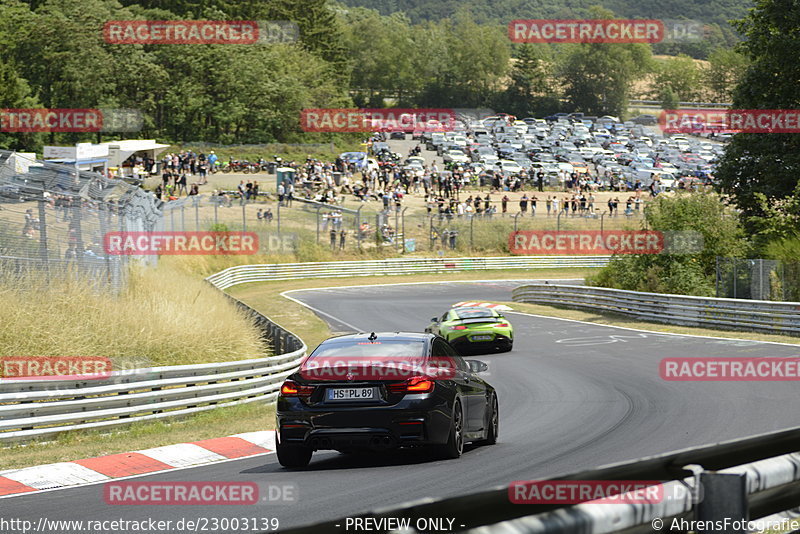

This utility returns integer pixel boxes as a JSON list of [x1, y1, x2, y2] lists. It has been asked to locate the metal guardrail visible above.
[[512, 283, 800, 336], [629, 100, 733, 109], [207, 256, 611, 290], [281, 424, 800, 534], [0, 293, 306, 443]]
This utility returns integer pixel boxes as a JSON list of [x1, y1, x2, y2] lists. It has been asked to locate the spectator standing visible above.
[[176, 173, 188, 196], [519, 193, 529, 216], [501, 195, 509, 214], [237, 181, 246, 205]]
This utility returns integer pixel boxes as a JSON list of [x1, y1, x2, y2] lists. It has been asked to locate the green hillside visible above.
[[337, 0, 750, 28]]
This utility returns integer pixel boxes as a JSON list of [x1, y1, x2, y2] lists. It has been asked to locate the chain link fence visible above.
[[0, 150, 161, 291], [716, 258, 800, 301], [156, 190, 649, 256]]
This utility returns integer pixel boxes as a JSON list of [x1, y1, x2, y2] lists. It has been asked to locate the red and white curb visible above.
[[0, 431, 275, 497]]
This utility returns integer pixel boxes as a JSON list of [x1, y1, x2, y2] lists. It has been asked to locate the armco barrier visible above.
[[512, 283, 800, 336], [0, 295, 306, 443], [0, 256, 605, 443], [206, 256, 610, 290], [280, 424, 800, 534]]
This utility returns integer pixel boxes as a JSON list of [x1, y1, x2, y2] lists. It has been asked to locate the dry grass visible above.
[[0, 262, 268, 372]]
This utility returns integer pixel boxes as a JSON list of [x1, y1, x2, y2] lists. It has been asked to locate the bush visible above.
[[587, 192, 747, 296]]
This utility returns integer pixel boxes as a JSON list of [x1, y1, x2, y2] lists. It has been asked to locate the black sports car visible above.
[[275, 332, 498, 468]]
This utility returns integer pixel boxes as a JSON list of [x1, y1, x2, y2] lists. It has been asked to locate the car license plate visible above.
[[471, 335, 493, 341], [327, 387, 375, 401]]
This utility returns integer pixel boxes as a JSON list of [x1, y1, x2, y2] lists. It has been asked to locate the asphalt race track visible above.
[[5, 280, 800, 533]]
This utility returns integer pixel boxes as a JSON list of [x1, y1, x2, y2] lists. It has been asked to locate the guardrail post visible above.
[[395, 207, 400, 253], [37, 198, 49, 273], [316, 206, 322, 244], [696, 472, 748, 533], [513, 212, 521, 232], [401, 207, 408, 253], [356, 206, 362, 251], [470, 214, 474, 250]]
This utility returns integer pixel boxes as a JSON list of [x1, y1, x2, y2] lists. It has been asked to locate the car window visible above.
[[454, 308, 496, 320], [309, 340, 426, 359], [435, 340, 469, 371]]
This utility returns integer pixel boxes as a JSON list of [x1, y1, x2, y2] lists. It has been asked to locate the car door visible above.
[[436, 339, 486, 433]]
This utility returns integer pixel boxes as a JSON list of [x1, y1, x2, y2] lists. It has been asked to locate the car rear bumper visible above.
[[449, 333, 512, 352], [277, 394, 452, 450]]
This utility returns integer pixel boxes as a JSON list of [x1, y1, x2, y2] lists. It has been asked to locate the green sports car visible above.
[[425, 306, 514, 354]]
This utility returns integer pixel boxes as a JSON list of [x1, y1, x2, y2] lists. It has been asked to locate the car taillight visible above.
[[495, 323, 509, 327], [387, 377, 435, 394], [452, 325, 468, 330], [280, 380, 315, 397]]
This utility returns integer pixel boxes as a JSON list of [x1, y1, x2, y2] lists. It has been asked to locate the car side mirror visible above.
[[431, 317, 438, 323], [466, 360, 489, 373]]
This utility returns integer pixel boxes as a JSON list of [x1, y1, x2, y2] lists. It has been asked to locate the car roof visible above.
[[321, 332, 434, 344]]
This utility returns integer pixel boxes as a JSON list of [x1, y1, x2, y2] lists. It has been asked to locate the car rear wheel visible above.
[[277, 442, 312, 468], [438, 400, 464, 459]]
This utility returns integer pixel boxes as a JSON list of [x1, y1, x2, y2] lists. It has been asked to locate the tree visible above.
[[587, 193, 748, 296], [715, 0, 800, 229], [242, 0, 350, 73], [557, 8, 652, 116], [660, 86, 679, 110], [413, 11, 510, 108], [651, 55, 703, 102], [0, 0, 45, 149], [703, 47, 749, 102], [496, 44, 556, 117], [343, 9, 418, 106]]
